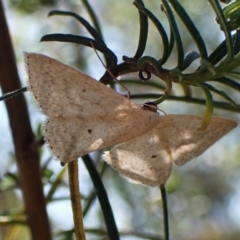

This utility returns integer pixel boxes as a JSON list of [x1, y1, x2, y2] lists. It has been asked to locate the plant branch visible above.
[[68, 160, 86, 240], [0, 2, 51, 239]]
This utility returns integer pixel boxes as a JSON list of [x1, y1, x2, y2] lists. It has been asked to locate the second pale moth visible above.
[[25, 53, 237, 187], [104, 115, 236, 186]]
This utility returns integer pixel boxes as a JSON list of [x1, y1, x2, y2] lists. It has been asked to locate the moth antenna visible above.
[[90, 41, 131, 99], [156, 107, 167, 115]]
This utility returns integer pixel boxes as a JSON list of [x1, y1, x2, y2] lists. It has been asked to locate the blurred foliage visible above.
[[9, 0, 55, 13], [1, 0, 240, 240]]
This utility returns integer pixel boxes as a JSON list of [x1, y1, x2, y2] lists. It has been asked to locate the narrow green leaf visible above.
[[48, 10, 105, 45], [204, 83, 237, 107], [189, 82, 213, 130], [209, 0, 233, 61], [215, 77, 240, 92], [82, 155, 120, 240], [134, 1, 170, 64], [40, 34, 118, 67], [168, 0, 208, 60], [161, 0, 184, 69], [133, 0, 148, 59]]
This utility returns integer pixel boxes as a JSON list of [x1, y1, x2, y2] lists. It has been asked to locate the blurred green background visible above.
[[0, 0, 239, 239]]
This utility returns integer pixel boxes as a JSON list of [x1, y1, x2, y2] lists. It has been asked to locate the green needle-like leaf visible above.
[[194, 82, 214, 130], [204, 83, 237, 107], [168, 0, 208, 60]]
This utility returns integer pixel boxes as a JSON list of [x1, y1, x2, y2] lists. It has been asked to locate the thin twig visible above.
[[0, 2, 51, 239], [68, 160, 86, 240]]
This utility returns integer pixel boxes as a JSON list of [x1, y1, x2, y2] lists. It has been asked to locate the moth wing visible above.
[[161, 115, 237, 165], [104, 115, 237, 187], [46, 113, 160, 163], [25, 53, 161, 162], [25, 53, 144, 118], [103, 125, 173, 187]]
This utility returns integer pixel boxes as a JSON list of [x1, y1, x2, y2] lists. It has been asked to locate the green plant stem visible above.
[[68, 160, 86, 240], [46, 166, 67, 203], [137, 56, 172, 104], [195, 82, 213, 129], [130, 94, 240, 112]]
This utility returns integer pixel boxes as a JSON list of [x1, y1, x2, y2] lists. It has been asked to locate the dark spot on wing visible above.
[[151, 155, 157, 158], [82, 89, 86, 92], [88, 129, 92, 134]]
